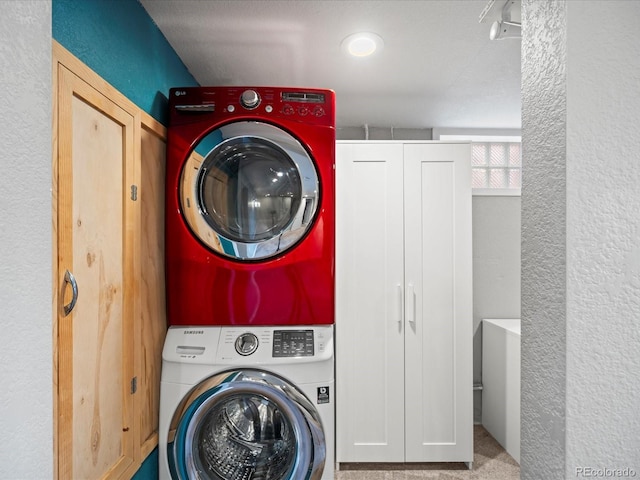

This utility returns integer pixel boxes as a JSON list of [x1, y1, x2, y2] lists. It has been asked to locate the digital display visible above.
[[281, 92, 325, 104], [273, 330, 314, 357]]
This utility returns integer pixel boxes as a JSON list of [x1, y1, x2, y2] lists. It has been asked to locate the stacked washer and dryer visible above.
[[159, 86, 336, 480]]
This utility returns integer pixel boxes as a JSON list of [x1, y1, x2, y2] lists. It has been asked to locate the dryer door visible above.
[[167, 369, 325, 480], [180, 121, 320, 261]]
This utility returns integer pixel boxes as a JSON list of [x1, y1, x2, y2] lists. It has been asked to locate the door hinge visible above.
[[130, 376, 137, 394], [130, 184, 138, 201]]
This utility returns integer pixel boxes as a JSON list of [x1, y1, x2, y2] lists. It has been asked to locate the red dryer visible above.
[[165, 86, 335, 327]]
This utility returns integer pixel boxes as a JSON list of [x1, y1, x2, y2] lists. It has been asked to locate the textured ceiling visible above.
[[140, 0, 521, 130]]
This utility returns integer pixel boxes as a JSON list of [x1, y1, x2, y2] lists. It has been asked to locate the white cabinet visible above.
[[482, 319, 521, 464], [335, 141, 473, 465]]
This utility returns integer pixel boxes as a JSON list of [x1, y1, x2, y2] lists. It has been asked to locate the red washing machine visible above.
[[165, 86, 335, 327]]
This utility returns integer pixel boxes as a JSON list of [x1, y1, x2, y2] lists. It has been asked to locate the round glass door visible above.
[[180, 122, 320, 261], [167, 370, 326, 480]]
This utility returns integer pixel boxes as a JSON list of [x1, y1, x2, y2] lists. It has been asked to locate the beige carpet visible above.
[[335, 425, 520, 479]]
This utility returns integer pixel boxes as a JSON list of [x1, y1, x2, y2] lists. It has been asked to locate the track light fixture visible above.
[[489, 20, 521, 40], [480, 0, 521, 40]]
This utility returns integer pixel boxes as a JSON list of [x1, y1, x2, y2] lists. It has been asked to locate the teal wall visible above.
[[132, 448, 158, 480], [53, 0, 198, 125], [52, 1, 199, 477]]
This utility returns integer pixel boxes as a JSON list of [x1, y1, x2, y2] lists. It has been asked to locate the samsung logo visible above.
[[184, 330, 204, 335]]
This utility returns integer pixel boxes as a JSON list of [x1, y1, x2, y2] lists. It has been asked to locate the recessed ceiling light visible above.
[[341, 32, 384, 57]]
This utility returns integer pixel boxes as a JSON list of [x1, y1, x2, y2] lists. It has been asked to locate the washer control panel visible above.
[[273, 330, 314, 357], [175, 325, 334, 364]]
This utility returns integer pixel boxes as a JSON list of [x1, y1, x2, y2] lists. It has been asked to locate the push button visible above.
[[282, 104, 295, 115]]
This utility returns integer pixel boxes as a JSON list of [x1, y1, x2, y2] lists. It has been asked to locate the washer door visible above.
[[167, 369, 325, 480], [180, 121, 320, 261]]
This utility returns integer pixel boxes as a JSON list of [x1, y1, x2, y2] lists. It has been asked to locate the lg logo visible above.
[[175, 90, 186, 96]]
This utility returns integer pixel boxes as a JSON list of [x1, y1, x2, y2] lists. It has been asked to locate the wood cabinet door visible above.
[[55, 64, 136, 480], [335, 142, 405, 462], [138, 122, 167, 458], [403, 143, 473, 463]]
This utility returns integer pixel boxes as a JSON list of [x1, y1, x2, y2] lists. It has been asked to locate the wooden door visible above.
[[403, 143, 473, 463], [335, 142, 405, 462], [55, 64, 137, 480], [138, 121, 168, 458]]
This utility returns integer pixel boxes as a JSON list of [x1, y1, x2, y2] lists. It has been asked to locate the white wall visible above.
[[522, 1, 640, 478], [521, 1, 567, 477], [0, 1, 53, 478], [472, 196, 521, 423], [565, 0, 640, 474]]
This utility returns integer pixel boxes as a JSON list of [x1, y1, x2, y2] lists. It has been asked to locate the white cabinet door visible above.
[[403, 143, 473, 462], [335, 142, 405, 462], [336, 141, 472, 464]]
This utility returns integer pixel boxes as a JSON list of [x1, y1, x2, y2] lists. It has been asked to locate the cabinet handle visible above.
[[407, 283, 416, 325], [397, 284, 404, 328], [63, 269, 78, 316]]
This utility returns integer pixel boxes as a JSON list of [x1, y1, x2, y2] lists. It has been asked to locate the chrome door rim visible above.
[[167, 369, 326, 480], [179, 121, 320, 261]]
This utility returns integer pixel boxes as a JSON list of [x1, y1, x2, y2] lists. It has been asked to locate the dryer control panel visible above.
[[169, 86, 336, 127]]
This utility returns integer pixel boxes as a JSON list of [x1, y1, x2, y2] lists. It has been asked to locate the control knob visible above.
[[235, 332, 259, 356], [240, 89, 260, 109]]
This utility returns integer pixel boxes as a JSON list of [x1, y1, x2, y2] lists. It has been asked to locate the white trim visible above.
[[440, 134, 521, 143], [433, 128, 521, 140], [473, 188, 521, 197]]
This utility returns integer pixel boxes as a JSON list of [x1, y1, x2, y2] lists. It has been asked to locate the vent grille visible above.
[[281, 92, 325, 104]]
